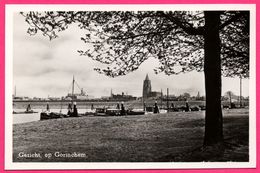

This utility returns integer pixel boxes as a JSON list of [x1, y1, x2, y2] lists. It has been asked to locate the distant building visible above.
[[148, 91, 161, 98], [142, 74, 161, 101], [109, 91, 137, 101], [47, 96, 60, 101], [13, 96, 24, 101], [13, 96, 31, 101], [33, 97, 43, 101], [195, 91, 205, 101], [143, 74, 152, 100], [65, 88, 93, 100], [101, 96, 110, 100], [162, 94, 178, 101], [197, 92, 200, 98]]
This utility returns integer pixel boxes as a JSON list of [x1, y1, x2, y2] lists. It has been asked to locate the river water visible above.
[[12, 100, 207, 124], [13, 108, 91, 124]]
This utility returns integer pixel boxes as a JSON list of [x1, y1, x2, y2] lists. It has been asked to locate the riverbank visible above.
[[13, 109, 249, 162]]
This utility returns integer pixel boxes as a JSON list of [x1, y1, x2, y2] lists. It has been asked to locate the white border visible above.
[[5, 4, 256, 170]]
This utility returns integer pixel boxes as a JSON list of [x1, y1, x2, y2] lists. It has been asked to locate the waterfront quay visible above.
[[13, 100, 206, 110]]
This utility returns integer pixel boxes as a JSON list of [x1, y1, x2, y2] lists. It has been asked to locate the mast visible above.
[[14, 85, 16, 97], [167, 88, 169, 112], [72, 75, 75, 98]]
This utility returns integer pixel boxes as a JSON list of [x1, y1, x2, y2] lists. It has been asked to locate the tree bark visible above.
[[203, 11, 223, 146]]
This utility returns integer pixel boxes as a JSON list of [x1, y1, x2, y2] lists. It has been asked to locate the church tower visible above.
[[143, 74, 152, 101]]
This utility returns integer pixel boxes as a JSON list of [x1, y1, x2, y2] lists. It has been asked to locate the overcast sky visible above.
[[13, 13, 249, 98]]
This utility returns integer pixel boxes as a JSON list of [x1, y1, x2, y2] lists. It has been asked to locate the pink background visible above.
[[0, 0, 258, 172]]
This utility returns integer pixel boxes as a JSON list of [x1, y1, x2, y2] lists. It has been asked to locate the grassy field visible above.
[[13, 108, 249, 162]]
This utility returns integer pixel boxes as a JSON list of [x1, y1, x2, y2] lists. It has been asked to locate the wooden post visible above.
[[161, 89, 163, 109], [167, 88, 169, 112]]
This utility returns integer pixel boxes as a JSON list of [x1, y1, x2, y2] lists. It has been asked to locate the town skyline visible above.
[[13, 73, 249, 100]]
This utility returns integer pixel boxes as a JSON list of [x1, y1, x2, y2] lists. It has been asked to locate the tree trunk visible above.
[[203, 11, 223, 146]]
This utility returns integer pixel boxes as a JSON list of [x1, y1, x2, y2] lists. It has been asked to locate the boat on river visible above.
[[94, 108, 145, 116], [41, 112, 64, 120], [126, 109, 145, 115], [13, 110, 38, 114], [40, 112, 70, 120], [13, 103, 38, 114]]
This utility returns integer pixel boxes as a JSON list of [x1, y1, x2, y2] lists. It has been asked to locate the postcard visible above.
[[3, 3, 257, 171]]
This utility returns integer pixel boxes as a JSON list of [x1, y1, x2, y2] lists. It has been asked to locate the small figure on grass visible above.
[[46, 102, 50, 112], [72, 102, 78, 117], [26, 104, 31, 112], [120, 102, 126, 116], [67, 103, 72, 116], [143, 102, 146, 112], [91, 104, 94, 110], [185, 101, 190, 112], [171, 103, 175, 109], [154, 101, 160, 114], [116, 102, 120, 109]]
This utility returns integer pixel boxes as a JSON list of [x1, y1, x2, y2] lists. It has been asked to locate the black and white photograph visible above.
[[5, 4, 256, 169]]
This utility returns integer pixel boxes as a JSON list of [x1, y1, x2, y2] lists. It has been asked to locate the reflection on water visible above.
[[13, 112, 40, 124], [13, 108, 89, 124]]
